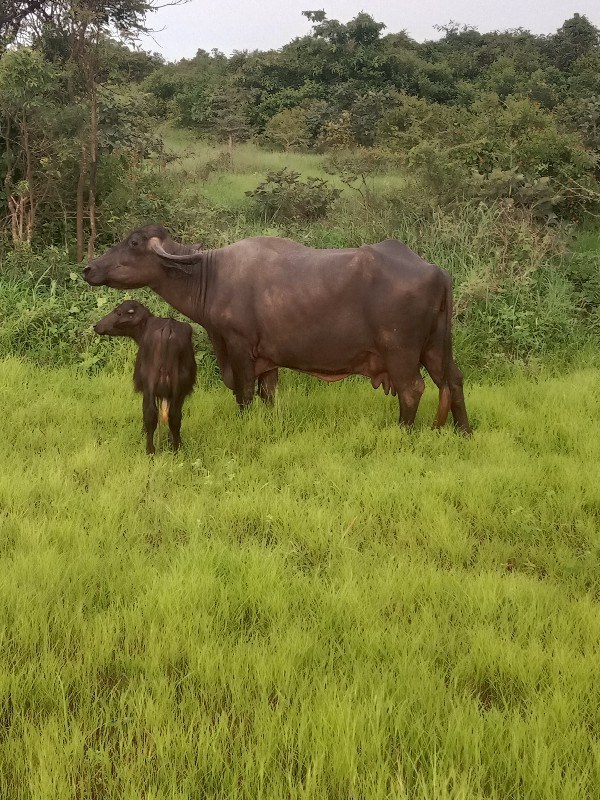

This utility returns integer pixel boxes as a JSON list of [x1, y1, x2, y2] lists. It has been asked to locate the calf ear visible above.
[[149, 238, 201, 275]]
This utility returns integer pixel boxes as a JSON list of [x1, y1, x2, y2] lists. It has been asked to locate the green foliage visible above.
[[375, 93, 598, 220], [246, 168, 340, 221], [98, 88, 163, 157], [0, 47, 76, 244], [567, 50, 600, 98], [560, 232, 600, 332], [319, 110, 356, 149], [559, 95, 600, 161], [263, 107, 311, 151], [0, 249, 120, 368], [4, 9, 594, 243], [323, 148, 402, 177], [99, 38, 163, 84], [349, 91, 389, 147], [549, 13, 600, 71]]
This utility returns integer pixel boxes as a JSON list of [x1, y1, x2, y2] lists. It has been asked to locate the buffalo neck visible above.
[[152, 250, 214, 327], [126, 318, 148, 345]]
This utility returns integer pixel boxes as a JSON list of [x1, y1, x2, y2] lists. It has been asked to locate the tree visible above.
[[210, 86, 252, 151], [550, 13, 600, 71], [2, 0, 187, 259], [0, 1, 52, 50], [0, 48, 65, 243], [264, 107, 310, 150]]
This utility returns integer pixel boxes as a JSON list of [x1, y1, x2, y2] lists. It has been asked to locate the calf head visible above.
[[94, 300, 151, 337], [83, 224, 204, 289]]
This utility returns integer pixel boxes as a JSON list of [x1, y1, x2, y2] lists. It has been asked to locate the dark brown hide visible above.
[[84, 225, 470, 433], [94, 299, 197, 454]]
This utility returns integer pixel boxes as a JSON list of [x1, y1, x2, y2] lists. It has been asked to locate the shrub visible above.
[[196, 152, 233, 181], [377, 93, 599, 220], [323, 148, 402, 177], [263, 108, 311, 151], [246, 169, 340, 221], [318, 111, 356, 149]]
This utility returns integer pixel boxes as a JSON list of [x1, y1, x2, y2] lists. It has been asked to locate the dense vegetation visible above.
[[2, 8, 600, 249], [1, 8, 600, 374]]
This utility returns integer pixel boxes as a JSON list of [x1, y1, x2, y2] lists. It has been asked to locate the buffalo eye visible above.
[[130, 239, 139, 248]]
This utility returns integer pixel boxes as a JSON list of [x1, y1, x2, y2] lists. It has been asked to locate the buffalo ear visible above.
[[148, 237, 201, 275], [159, 258, 194, 275]]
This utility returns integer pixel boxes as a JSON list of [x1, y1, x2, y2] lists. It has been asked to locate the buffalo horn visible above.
[[149, 237, 204, 262]]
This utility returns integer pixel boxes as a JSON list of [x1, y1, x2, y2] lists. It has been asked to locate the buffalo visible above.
[[84, 224, 470, 434], [94, 300, 197, 454]]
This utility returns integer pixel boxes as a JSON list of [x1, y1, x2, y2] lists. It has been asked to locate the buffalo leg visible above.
[[386, 354, 425, 427], [143, 393, 158, 455], [258, 369, 278, 406], [227, 338, 256, 411], [421, 349, 471, 435], [448, 360, 471, 435], [168, 398, 184, 451], [421, 348, 451, 429], [211, 334, 235, 391]]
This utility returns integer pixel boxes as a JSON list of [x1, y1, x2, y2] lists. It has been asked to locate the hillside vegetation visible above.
[[2, 10, 600, 373], [1, 130, 600, 376]]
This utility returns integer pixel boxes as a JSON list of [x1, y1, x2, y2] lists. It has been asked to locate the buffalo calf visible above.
[[94, 300, 197, 454]]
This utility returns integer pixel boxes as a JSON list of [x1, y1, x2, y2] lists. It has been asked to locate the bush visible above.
[[323, 147, 402, 177], [246, 169, 340, 221], [263, 108, 311, 151], [97, 157, 218, 247], [318, 111, 356, 150], [376, 93, 599, 220]]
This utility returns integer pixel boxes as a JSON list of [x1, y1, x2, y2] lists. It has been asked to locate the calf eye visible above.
[[131, 239, 139, 248]]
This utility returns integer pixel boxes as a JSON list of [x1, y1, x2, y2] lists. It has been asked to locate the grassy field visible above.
[[159, 126, 408, 211], [1, 356, 600, 799]]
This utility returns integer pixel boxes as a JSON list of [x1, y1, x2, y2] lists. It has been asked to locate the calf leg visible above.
[[142, 393, 158, 455], [167, 398, 184, 451], [385, 353, 425, 427], [257, 369, 278, 406]]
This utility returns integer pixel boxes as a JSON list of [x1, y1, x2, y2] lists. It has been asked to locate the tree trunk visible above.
[[3, 117, 18, 244], [22, 119, 35, 244], [87, 77, 98, 260], [76, 139, 87, 262]]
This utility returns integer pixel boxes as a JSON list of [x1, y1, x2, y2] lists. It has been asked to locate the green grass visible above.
[[159, 127, 407, 210], [2, 356, 600, 799]]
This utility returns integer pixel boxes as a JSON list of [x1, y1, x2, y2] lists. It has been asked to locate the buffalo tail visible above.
[[159, 398, 170, 424], [434, 275, 453, 428]]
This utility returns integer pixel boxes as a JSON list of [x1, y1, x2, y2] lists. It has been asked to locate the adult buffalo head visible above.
[[83, 224, 203, 289]]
